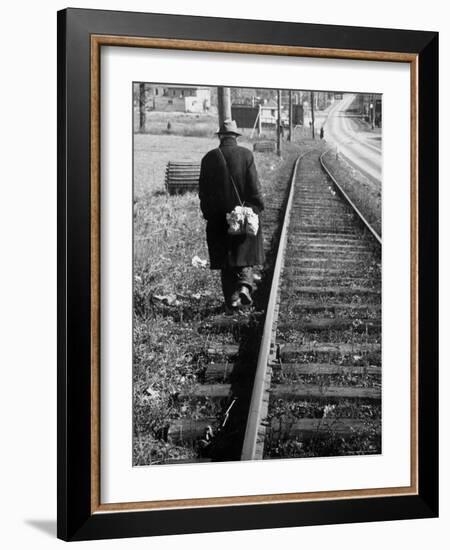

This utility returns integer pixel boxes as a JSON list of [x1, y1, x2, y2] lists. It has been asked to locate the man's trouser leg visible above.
[[236, 266, 253, 292], [220, 267, 235, 307], [221, 266, 254, 306]]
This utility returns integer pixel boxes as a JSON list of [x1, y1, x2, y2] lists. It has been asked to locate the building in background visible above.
[[259, 99, 279, 126], [147, 86, 211, 113]]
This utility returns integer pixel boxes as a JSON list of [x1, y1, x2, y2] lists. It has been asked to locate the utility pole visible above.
[[371, 94, 375, 129], [277, 89, 282, 156], [288, 90, 293, 142], [139, 82, 146, 132], [310, 90, 315, 139], [258, 104, 262, 135], [217, 87, 232, 126]]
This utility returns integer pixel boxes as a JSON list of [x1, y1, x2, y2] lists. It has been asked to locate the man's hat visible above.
[[216, 119, 242, 136]]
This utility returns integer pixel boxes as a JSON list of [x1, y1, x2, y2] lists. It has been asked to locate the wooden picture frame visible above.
[[57, 7, 438, 541]]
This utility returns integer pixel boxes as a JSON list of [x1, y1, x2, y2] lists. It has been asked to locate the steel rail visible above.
[[241, 147, 381, 461], [319, 149, 382, 246], [241, 153, 304, 460]]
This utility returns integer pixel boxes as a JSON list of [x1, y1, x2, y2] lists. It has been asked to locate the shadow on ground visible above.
[[25, 519, 56, 538]]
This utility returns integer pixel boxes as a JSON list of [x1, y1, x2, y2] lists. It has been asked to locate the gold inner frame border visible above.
[[90, 34, 419, 514]]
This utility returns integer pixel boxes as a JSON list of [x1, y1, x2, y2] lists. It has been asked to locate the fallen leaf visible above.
[[146, 387, 160, 399], [191, 255, 207, 268], [153, 293, 178, 305]]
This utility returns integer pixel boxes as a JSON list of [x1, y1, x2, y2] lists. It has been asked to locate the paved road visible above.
[[323, 94, 382, 187]]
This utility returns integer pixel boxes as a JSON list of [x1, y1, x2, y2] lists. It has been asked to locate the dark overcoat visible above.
[[198, 136, 265, 269]]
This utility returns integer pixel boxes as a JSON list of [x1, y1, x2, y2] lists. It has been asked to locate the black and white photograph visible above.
[[132, 83, 382, 466], [0, 0, 443, 546]]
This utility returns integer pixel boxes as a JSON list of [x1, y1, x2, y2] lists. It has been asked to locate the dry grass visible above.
[[321, 149, 382, 236], [133, 110, 218, 136], [133, 109, 294, 142], [133, 132, 300, 465]]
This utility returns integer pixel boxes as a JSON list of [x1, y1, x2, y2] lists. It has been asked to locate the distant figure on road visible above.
[[320, 126, 324, 139], [199, 120, 265, 310]]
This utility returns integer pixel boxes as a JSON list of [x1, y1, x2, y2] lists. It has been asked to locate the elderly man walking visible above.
[[199, 120, 265, 310]]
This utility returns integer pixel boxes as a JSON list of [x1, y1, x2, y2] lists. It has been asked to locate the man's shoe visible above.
[[224, 302, 240, 315], [230, 298, 241, 309], [230, 291, 241, 309], [253, 272, 262, 283], [239, 286, 253, 306]]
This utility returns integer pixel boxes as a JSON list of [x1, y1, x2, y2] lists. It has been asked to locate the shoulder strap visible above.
[[217, 147, 244, 207]]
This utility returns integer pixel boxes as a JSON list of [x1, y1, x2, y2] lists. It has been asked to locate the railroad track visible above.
[[242, 148, 382, 460], [165, 146, 381, 463]]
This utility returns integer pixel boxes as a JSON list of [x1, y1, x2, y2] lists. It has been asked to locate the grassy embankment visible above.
[[322, 145, 382, 236], [133, 123, 304, 465]]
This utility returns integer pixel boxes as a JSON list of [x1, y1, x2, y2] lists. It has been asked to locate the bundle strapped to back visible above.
[[217, 148, 259, 236]]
